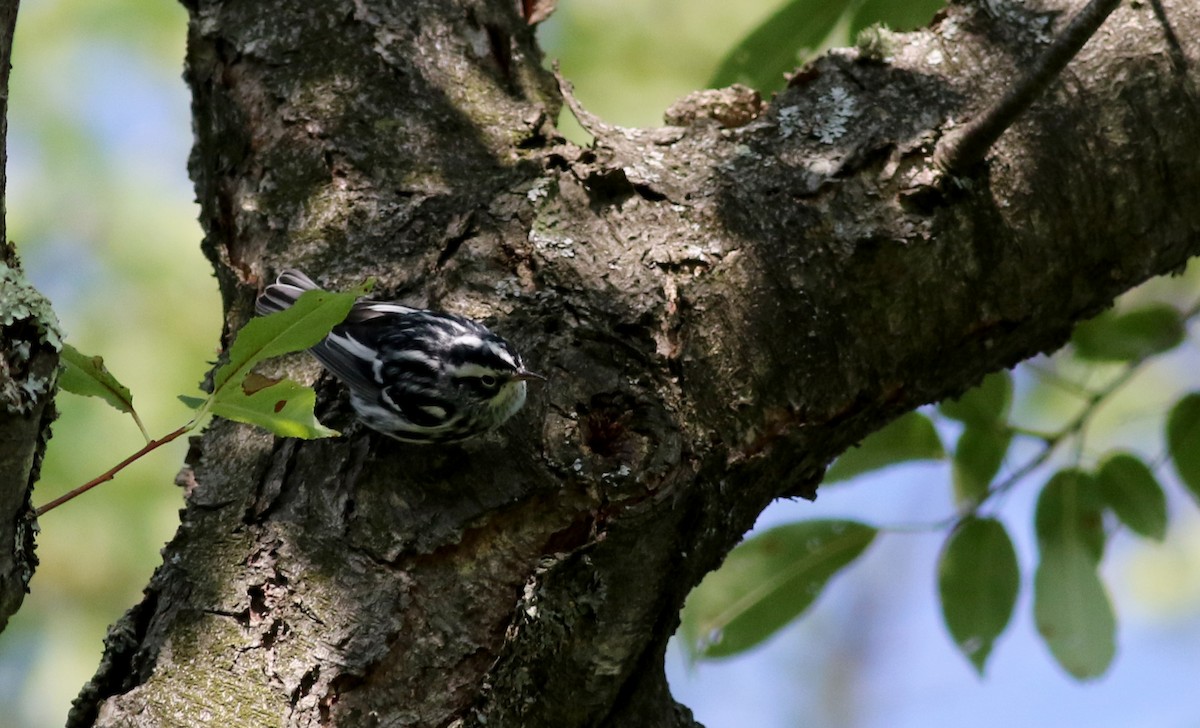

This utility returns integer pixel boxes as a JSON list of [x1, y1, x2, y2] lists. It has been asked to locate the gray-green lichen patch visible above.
[[1, 260, 63, 414]]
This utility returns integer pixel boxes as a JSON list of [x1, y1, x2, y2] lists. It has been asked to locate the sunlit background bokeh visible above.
[[2, 0, 219, 726], [2, 0, 1199, 726]]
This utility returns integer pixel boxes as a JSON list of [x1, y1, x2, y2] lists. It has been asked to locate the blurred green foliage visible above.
[[696, 280, 1200, 678], [938, 517, 1019, 675], [540, 0, 786, 139], [706, 0, 943, 93], [823, 411, 943, 483], [5, 0, 1200, 723], [680, 520, 876, 659], [1, 0, 217, 725]]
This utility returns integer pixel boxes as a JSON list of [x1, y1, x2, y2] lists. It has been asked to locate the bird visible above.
[[256, 269, 542, 443]]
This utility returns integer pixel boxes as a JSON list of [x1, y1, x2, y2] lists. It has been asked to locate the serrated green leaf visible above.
[[210, 377, 338, 439], [849, 0, 945, 36], [708, 0, 852, 93], [824, 412, 944, 483], [939, 371, 1012, 427], [212, 281, 371, 393], [938, 517, 1019, 675], [1166, 393, 1200, 504], [1097, 453, 1167, 541], [1071, 305, 1184, 362], [1034, 540, 1116, 680], [59, 343, 149, 440], [951, 425, 1012, 508], [680, 520, 875, 659], [1035, 469, 1106, 561], [59, 343, 135, 414]]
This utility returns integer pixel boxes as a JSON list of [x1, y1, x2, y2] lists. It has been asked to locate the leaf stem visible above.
[[33, 424, 193, 517], [130, 408, 151, 444]]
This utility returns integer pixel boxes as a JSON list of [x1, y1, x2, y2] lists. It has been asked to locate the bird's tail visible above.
[[256, 269, 322, 315]]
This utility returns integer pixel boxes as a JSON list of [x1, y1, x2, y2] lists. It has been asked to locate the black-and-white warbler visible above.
[[256, 270, 542, 443]]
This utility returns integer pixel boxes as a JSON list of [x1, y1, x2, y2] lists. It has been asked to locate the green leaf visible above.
[[210, 376, 339, 439], [1096, 453, 1168, 541], [939, 371, 1012, 428], [708, 0, 852, 93], [59, 343, 149, 440], [1034, 540, 1116, 680], [951, 425, 1012, 508], [1035, 469, 1106, 561], [849, 0, 945, 36], [1034, 469, 1116, 679], [1167, 393, 1200, 503], [59, 343, 135, 414], [938, 517, 1019, 675], [1071, 304, 1185, 362], [680, 520, 876, 659], [824, 412, 943, 483], [211, 281, 371, 393], [178, 395, 206, 410]]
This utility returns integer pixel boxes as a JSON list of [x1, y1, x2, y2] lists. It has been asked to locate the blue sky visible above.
[[4, 3, 1199, 726]]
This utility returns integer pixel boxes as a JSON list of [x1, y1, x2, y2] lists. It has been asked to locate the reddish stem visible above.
[[33, 425, 191, 517]]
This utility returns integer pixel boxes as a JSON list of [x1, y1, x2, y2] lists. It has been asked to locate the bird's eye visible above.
[[480, 375, 498, 388]]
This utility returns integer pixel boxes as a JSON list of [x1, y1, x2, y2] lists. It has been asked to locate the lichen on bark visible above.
[[64, 0, 1200, 726]]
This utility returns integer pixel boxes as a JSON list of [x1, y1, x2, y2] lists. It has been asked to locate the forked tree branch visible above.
[[66, 0, 1200, 726], [934, 0, 1125, 174]]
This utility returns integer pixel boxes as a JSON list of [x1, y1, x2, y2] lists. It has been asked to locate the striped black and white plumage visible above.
[[256, 269, 541, 443]]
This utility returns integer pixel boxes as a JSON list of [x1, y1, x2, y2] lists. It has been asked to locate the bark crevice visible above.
[[65, 0, 1200, 726]]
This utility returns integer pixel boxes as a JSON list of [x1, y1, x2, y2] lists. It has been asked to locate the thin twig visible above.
[[33, 425, 192, 517], [1026, 362, 1096, 400], [888, 295, 1200, 533], [1148, 0, 1189, 75], [987, 353, 1148, 500], [934, 0, 1125, 174]]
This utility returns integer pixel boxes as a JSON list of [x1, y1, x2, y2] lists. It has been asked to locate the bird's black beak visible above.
[[513, 369, 547, 383]]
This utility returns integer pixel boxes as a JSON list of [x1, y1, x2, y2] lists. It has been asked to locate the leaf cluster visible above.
[[46, 281, 370, 514], [681, 301, 1196, 680]]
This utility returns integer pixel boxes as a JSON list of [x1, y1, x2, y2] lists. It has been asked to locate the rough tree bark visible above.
[[0, 0, 58, 634], [56, 0, 1200, 725]]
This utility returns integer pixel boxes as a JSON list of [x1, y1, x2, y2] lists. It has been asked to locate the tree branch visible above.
[[934, 0, 1125, 174], [70, 0, 1200, 725]]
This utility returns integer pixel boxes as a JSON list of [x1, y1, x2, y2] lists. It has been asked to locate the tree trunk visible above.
[[0, 0, 58, 634], [69, 0, 1200, 725]]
